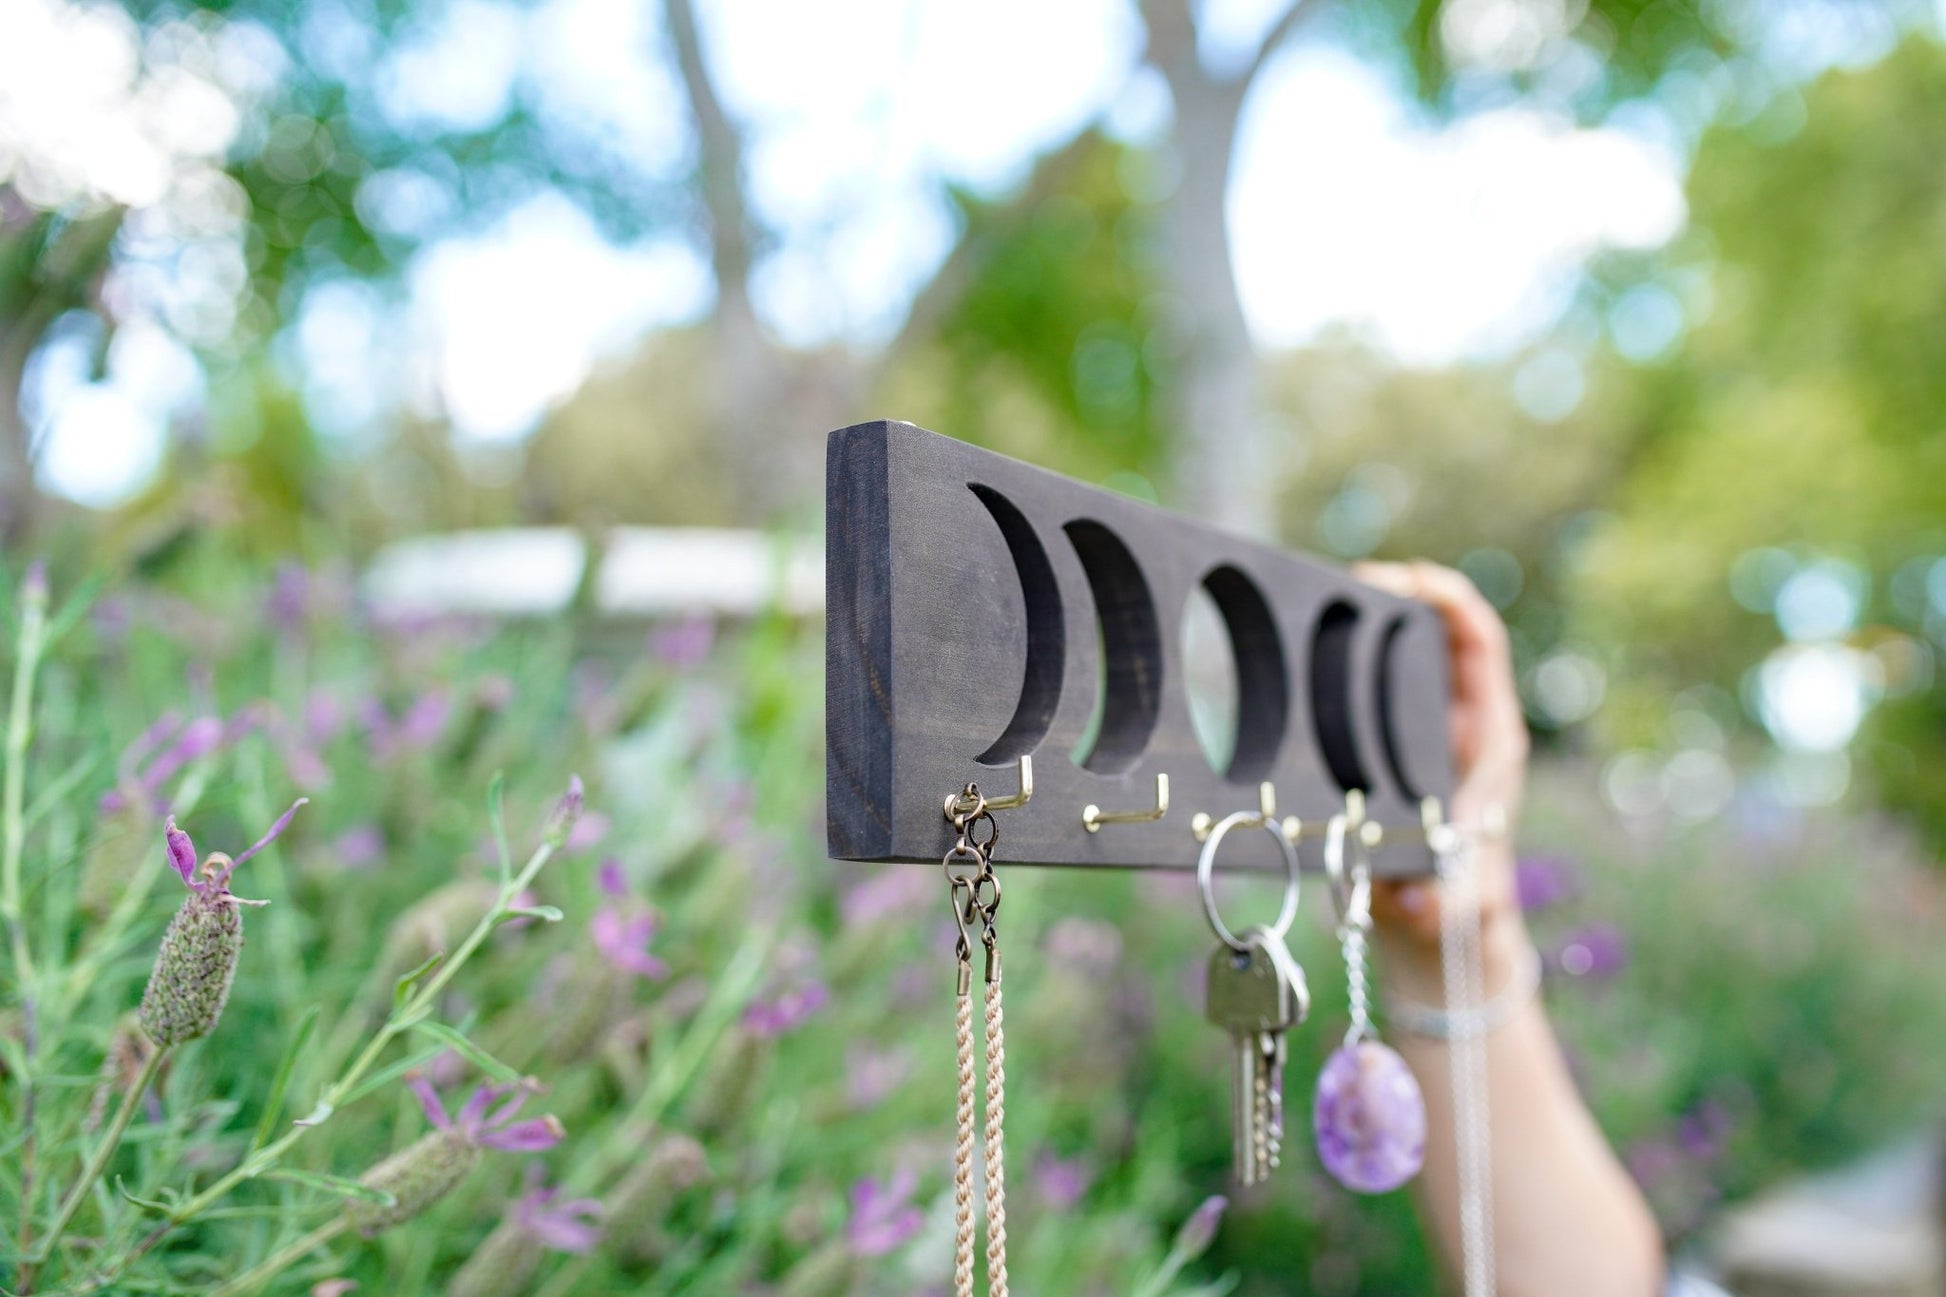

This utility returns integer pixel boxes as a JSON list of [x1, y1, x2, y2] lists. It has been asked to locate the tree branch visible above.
[[662, 0, 755, 308], [1244, 0, 1327, 85]]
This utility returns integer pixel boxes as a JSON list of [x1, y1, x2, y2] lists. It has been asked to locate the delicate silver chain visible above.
[[1435, 828, 1496, 1297], [1324, 813, 1374, 1050], [1340, 919, 1371, 1049]]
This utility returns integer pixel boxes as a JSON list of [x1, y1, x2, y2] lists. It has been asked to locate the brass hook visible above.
[[1083, 773, 1169, 833], [945, 755, 1034, 821], [1191, 782, 1303, 843], [983, 754, 1034, 810]]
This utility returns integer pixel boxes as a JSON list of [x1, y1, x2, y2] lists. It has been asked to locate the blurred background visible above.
[[5, 0, 1946, 1293]]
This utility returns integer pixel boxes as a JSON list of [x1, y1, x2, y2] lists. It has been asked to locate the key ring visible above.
[[1322, 812, 1372, 932], [1196, 810, 1301, 953]]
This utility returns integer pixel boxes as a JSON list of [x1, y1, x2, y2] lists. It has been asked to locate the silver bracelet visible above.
[[1385, 943, 1543, 1041]]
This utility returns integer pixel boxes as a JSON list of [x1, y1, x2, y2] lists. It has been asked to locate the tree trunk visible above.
[[1159, 76, 1271, 536], [663, 0, 820, 525], [1143, 0, 1322, 538]]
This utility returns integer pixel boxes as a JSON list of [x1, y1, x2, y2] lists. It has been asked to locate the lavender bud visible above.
[[79, 804, 150, 919], [689, 1030, 768, 1135], [605, 1132, 711, 1263], [21, 559, 47, 610], [777, 1240, 856, 1297], [444, 1217, 541, 1297], [138, 877, 245, 1047], [542, 775, 584, 848], [345, 1129, 480, 1236], [88, 1013, 160, 1131], [1173, 1194, 1228, 1260], [379, 880, 502, 981]]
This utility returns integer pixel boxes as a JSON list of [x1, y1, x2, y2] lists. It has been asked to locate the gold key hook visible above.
[[1193, 781, 1304, 844], [1083, 772, 1169, 832]]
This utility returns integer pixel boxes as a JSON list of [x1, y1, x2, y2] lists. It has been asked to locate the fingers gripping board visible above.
[[825, 421, 1452, 877]]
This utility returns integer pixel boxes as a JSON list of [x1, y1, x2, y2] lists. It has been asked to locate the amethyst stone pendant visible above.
[[1312, 1040, 1426, 1193]]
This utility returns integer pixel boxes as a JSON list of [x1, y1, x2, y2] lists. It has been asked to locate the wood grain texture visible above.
[[825, 420, 1454, 877]]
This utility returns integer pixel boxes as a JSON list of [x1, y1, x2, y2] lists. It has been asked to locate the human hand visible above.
[[1352, 561, 1530, 992]]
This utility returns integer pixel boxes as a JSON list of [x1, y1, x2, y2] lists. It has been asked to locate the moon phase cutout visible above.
[[969, 483, 1064, 766], [1309, 599, 1372, 794], [1065, 519, 1163, 776]]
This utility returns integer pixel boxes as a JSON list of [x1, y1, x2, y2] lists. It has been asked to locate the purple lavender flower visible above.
[[1514, 855, 1581, 913], [1678, 1100, 1734, 1162], [1032, 1154, 1093, 1210], [845, 1045, 911, 1110], [1174, 1194, 1228, 1258], [510, 1169, 604, 1254], [349, 1077, 565, 1237], [564, 810, 609, 855], [306, 691, 346, 742], [742, 981, 829, 1038], [104, 707, 263, 816], [839, 867, 934, 930], [1553, 922, 1630, 979], [407, 1076, 566, 1153], [845, 1169, 923, 1257], [139, 800, 307, 1046], [649, 614, 716, 671], [543, 775, 585, 847], [267, 562, 310, 634], [22, 558, 48, 605], [333, 823, 385, 870], [398, 690, 452, 750], [476, 674, 516, 712], [1625, 1136, 1683, 1191], [591, 859, 668, 979]]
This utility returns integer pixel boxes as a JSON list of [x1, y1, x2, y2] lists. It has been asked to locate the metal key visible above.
[[1205, 926, 1309, 1184]]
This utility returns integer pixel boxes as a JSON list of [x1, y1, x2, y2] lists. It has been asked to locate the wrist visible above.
[[1376, 903, 1533, 1008]]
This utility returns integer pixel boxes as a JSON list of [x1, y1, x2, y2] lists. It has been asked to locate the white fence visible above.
[[363, 527, 823, 619]]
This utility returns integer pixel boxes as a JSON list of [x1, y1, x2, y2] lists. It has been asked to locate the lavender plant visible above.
[[4, 554, 1945, 1296]]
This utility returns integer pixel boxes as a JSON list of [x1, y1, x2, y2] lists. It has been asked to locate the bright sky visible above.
[[8, 0, 1699, 504]]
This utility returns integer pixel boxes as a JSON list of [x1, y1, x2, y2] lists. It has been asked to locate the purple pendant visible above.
[[1312, 1040, 1426, 1193]]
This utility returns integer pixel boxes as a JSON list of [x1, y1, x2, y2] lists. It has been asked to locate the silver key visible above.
[[1247, 926, 1308, 1175], [1206, 928, 1308, 1184]]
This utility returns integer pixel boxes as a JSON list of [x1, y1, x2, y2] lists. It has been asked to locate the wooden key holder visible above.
[[825, 420, 1453, 877]]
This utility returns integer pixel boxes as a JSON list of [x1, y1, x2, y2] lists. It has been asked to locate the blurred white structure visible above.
[[361, 527, 822, 619]]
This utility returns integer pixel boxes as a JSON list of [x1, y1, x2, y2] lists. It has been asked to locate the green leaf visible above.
[[43, 572, 106, 647], [502, 904, 564, 923], [410, 1019, 520, 1084], [252, 1005, 320, 1153], [340, 1043, 447, 1108], [25, 751, 101, 830], [264, 1168, 396, 1207], [292, 1100, 335, 1128], [391, 951, 444, 1016], [488, 770, 512, 884], [117, 1177, 177, 1213]]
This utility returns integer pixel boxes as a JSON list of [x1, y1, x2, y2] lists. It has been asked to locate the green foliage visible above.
[[1571, 35, 1946, 836], [1, 555, 1943, 1293], [917, 131, 1173, 490]]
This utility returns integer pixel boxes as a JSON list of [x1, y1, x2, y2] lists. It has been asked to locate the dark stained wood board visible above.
[[826, 420, 1453, 877]]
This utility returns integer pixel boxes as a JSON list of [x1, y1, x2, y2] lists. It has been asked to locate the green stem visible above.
[[207, 1216, 348, 1297], [80, 835, 563, 1291], [1130, 1242, 1196, 1297], [4, 573, 49, 1269], [569, 932, 764, 1193], [30, 1045, 171, 1273]]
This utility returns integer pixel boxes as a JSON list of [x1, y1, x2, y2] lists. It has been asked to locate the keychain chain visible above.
[[1433, 822, 1496, 1297], [944, 783, 1008, 1297]]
